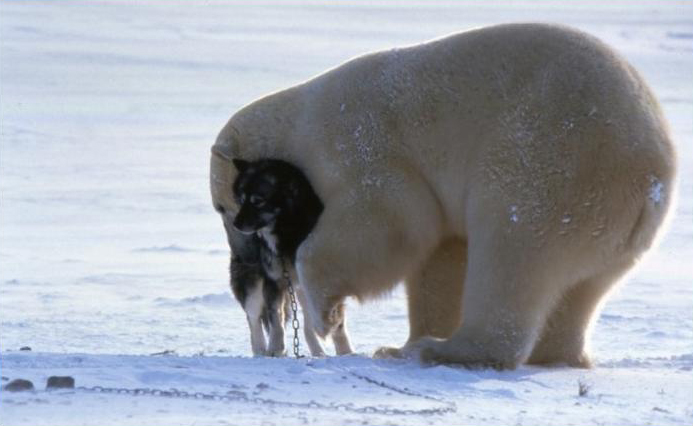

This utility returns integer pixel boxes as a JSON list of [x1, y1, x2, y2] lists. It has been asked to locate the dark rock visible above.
[[3, 379, 34, 392], [19, 346, 31, 351], [46, 376, 75, 389], [150, 349, 176, 356]]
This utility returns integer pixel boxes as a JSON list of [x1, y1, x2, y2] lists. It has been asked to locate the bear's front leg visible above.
[[296, 192, 439, 341], [293, 257, 346, 339], [374, 237, 466, 360], [295, 285, 327, 356], [405, 237, 467, 341], [402, 224, 571, 369]]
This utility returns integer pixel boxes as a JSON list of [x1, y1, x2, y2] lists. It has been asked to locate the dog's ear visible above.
[[232, 158, 250, 173]]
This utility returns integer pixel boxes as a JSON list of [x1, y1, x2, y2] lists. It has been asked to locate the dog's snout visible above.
[[232, 217, 256, 235]]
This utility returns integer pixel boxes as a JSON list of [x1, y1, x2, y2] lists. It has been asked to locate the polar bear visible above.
[[210, 23, 676, 369]]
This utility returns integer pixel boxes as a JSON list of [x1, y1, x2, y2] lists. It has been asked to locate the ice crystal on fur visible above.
[[649, 176, 664, 205]]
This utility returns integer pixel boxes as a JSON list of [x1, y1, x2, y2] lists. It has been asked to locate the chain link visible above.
[[282, 259, 302, 358], [345, 370, 452, 406], [74, 375, 456, 416]]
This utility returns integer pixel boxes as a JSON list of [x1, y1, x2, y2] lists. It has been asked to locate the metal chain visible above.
[[346, 370, 453, 405], [73, 379, 456, 416], [282, 259, 301, 358]]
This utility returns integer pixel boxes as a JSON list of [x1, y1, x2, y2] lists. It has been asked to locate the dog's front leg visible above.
[[265, 283, 287, 357], [247, 318, 267, 356], [243, 283, 268, 356]]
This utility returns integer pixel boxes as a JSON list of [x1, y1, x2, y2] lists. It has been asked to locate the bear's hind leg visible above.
[[527, 260, 634, 368], [408, 235, 567, 369]]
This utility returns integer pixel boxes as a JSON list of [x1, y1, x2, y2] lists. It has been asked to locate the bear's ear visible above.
[[233, 158, 250, 173], [288, 180, 300, 199], [284, 180, 301, 209]]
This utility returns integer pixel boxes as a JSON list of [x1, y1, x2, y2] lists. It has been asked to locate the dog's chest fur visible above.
[[259, 228, 283, 281], [259, 227, 279, 254]]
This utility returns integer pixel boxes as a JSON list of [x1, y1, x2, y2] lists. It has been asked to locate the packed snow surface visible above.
[[1, 1, 692, 425]]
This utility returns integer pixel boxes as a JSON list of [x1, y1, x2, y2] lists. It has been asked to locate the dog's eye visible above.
[[250, 195, 265, 207]]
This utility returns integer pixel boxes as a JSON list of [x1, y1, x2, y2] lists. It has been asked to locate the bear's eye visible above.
[[250, 194, 265, 207]]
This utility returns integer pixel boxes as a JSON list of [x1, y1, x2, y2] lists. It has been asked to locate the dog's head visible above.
[[231, 158, 313, 234]]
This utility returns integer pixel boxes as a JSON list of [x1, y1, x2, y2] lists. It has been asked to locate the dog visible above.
[[226, 158, 353, 357]]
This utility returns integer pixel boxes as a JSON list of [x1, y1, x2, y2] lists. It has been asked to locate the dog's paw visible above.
[[267, 349, 287, 357], [252, 350, 268, 358]]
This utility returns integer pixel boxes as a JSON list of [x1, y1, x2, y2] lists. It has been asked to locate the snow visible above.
[[1, 1, 692, 425], [650, 176, 665, 205], [509, 205, 519, 223]]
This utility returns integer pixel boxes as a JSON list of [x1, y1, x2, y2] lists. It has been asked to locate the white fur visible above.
[[244, 281, 267, 357], [259, 227, 279, 255], [212, 24, 676, 369]]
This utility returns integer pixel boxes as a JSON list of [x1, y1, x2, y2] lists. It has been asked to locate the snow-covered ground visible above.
[[1, 1, 691, 425]]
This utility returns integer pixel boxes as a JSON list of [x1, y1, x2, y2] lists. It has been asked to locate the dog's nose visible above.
[[232, 219, 255, 235]]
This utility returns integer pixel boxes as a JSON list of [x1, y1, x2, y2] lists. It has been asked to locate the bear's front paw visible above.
[[373, 346, 405, 359], [401, 336, 447, 364], [373, 338, 444, 362]]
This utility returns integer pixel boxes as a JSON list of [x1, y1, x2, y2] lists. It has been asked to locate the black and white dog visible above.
[[227, 158, 352, 357]]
